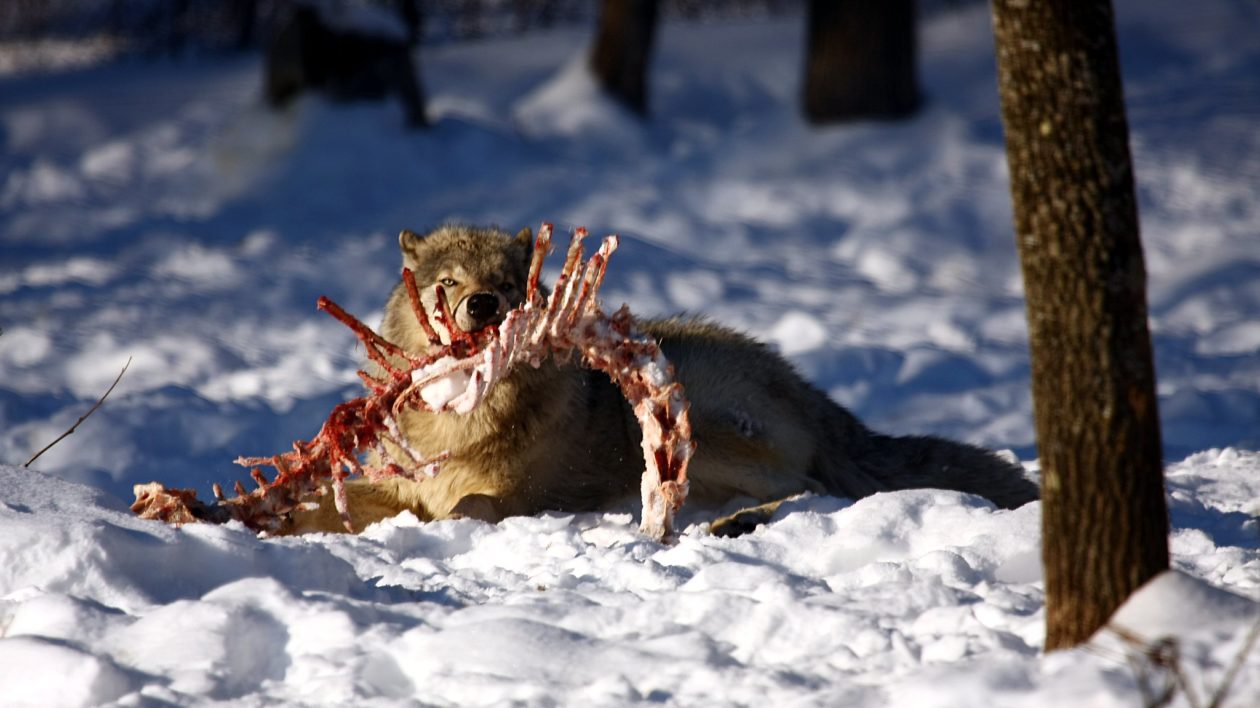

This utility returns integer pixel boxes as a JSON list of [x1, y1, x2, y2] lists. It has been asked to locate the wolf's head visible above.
[[397, 225, 533, 338]]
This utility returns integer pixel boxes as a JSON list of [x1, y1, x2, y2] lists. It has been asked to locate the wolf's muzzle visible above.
[[465, 292, 501, 326]]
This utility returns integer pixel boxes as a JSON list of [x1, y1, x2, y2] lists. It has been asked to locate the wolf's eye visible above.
[[439, 278, 457, 287]]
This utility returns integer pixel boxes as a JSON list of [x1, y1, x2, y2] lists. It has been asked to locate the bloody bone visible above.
[[132, 224, 693, 541]]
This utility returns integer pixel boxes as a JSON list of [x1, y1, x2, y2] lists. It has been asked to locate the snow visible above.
[[1, 0, 1259, 705], [1, 460, 1256, 706], [1102, 570, 1257, 644]]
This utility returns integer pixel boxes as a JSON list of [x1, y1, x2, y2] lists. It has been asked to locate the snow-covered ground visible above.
[[1, 1, 1258, 705]]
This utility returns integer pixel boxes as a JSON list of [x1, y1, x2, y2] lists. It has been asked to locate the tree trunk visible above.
[[398, 0, 421, 46], [229, 0, 257, 50], [989, 0, 1170, 650], [165, 0, 190, 58], [264, 5, 427, 129], [589, 0, 659, 117], [802, 0, 920, 123]]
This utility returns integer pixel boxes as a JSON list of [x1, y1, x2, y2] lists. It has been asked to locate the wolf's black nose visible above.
[[466, 292, 499, 322]]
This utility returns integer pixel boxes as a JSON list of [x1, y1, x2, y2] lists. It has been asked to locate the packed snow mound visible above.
[[513, 51, 646, 148], [1101, 569, 1258, 643], [1, 451, 1257, 706]]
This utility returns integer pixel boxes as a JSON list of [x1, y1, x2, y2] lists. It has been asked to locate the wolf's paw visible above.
[[708, 499, 788, 538], [447, 493, 506, 523]]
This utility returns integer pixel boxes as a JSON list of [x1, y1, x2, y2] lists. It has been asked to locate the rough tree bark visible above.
[[990, 0, 1170, 650], [589, 0, 659, 116], [802, 0, 920, 123]]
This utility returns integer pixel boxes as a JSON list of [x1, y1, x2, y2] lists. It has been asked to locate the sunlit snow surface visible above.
[[1, 0, 1258, 704], [0, 452, 1257, 706]]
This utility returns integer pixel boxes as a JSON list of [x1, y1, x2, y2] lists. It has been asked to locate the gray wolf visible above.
[[285, 225, 1038, 535]]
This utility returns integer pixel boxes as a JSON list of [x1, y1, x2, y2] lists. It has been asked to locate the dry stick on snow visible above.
[[1106, 616, 1260, 708], [1208, 614, 1260, 708], [131, 224, 694, 540], [24, 356, 132, 468]]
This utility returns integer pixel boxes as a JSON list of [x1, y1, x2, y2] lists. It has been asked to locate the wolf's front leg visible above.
[[708, 494, 808, 538], [278, 477, 428, 534], [446, 493, 510, 522]]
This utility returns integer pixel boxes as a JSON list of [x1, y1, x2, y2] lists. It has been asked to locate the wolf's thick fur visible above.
[[286, 226, 1037, 534]]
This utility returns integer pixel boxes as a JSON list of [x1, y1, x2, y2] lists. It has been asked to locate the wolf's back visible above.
[[648, 316, 1038, 509]]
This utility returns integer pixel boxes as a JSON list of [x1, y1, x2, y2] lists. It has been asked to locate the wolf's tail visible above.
[[821, 429, 1039, 509]]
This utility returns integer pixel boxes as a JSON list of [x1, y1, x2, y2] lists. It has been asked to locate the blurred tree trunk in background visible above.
[[990, 0, 1170, 650], [802, 0, 920, 123], [106, 0, 125, 42], [398, 0, 422, 45], [228, 0, 257, 50], [12, 0, 51, 38], [265, 3, 427, 128], [590, 0, 659, 116], [165, 0, 190, 57]]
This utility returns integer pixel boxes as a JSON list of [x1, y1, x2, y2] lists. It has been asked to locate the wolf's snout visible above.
[[466, 292, 500, 324]]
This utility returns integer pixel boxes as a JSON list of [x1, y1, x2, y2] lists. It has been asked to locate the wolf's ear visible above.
[[399, 229, 423, 253], [399, 229, 425, 269], [514, 227, 533, 267]]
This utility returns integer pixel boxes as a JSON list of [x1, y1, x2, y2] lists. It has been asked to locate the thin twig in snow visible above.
[[24, 356, 132, 468], [1207, 613, 1260, 708]]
